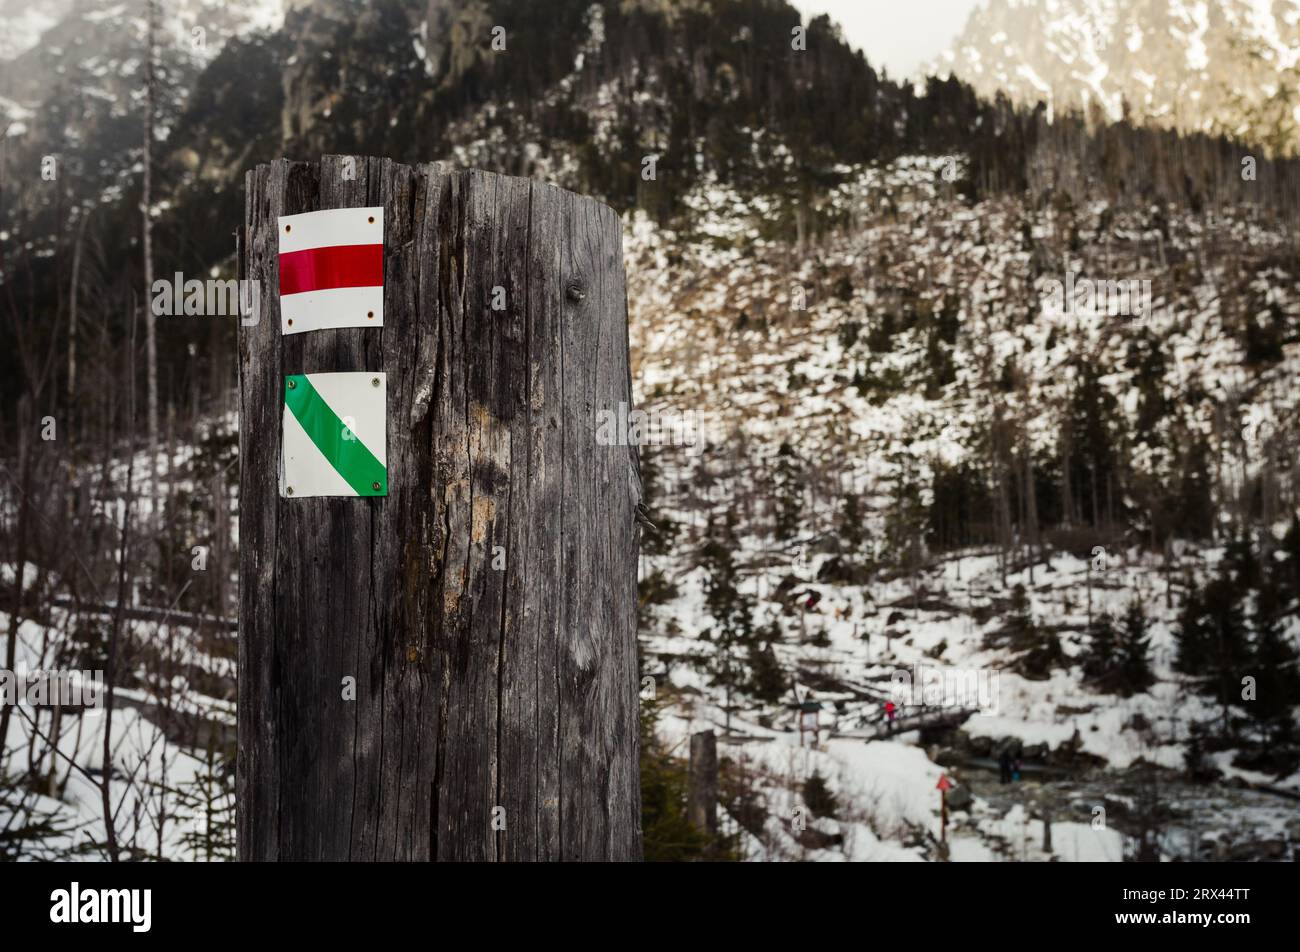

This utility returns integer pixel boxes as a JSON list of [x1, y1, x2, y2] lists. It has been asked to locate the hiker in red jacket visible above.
[[884, 701, 897, 733]]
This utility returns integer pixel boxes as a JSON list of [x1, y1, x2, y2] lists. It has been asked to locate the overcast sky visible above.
[[790, 0, 985, 79]]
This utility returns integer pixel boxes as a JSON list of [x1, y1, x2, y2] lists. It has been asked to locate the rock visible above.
[[1226, 838, 1286, 861], [946, 784, 973, 811], [794, 826, 844, 850], [934, 747, 963, 767]]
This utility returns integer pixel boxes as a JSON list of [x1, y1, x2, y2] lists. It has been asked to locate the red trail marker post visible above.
[[936, 773, 953, 843]]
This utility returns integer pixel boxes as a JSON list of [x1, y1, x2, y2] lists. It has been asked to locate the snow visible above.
[[628, 153, 1300, 861]]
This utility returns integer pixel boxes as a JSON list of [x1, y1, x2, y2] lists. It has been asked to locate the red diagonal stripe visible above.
[[279, 244, 383, 296]]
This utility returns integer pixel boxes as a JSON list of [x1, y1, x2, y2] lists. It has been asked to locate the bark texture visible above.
[[238, 156, 642, 861]]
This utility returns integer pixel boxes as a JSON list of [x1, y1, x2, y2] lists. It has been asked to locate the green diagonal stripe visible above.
[[285, 374, 387, 496]]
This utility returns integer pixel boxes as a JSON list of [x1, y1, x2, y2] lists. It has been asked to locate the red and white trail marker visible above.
[[937, 773, 952, 843], [277, 206, 384, 335]]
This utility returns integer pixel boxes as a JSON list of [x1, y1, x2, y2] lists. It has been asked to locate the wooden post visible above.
[[687, 730, 718, 835], [237, 156, 642, 861], [936, 773, 952, 843]]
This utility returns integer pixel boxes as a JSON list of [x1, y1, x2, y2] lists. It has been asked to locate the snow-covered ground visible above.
[[629, 155, 1300, 861]]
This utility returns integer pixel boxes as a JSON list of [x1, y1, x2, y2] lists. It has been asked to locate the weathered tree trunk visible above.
[[237, 156, 642, 861], [687, 730, 718, 836], [142, 0, 159, 499]]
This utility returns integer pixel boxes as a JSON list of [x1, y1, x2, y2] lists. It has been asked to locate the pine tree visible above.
[[1223, 532, 1262, 593], [1183, 723, 1214, 783], [174, 739, 235, 862], [746, 621, 788, 704], [1117, 599, 1155, 696], [773, 442, 803, 542], [840, 491, 866, 553], [1174, 587, 1211, 675], [802, 769, 838, 819], [884, 465, 927, 573], [1275, 514, 1300, 607], [1082, 612, 1118, 688], [1006, 583, 1065, 679], [1061, 360, 1126, 527], [1246, 575, 1300, 752], [700, 509, 754, 707], [1177, 571, 1252, 736], [1174, 437, 1215, 540], [1005, 583, 1037, 652], [701, 511, 752, 643]]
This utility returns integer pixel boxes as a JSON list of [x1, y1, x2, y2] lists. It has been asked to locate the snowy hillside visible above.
[[935, 0, 1300, 154], [627, 154, 1300, 861]]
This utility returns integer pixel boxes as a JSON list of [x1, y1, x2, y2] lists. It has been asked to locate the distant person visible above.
[[998, 748, 1013, 784], [1012, 756, 1022, 783], [884, 701, 897, 733]]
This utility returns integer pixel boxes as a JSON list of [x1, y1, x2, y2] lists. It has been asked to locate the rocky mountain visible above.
[[934, 0, 1300, 155]]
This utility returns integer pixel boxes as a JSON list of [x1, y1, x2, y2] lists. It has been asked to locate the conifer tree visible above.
[[1247, 575, 1300, 750], [1176, 572, 1251, 736], [802, 769, 838, 820], [174, 740, 235, 862], [1275, 514, 1300, 606], [840, 491, 866, 553], [700, 509, 754, 704], [1118, 599, 1155, 696], [1006, 583, 1065, 679], [746, 629, 788, 705], [1082, 611, 1118, 688], [773, 442, 804, 542]]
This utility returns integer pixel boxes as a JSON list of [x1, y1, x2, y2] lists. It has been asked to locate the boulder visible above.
[[946, 784, 974, 811]]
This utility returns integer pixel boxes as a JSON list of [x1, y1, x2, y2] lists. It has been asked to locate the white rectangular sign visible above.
[[278, 207, 384, 335]]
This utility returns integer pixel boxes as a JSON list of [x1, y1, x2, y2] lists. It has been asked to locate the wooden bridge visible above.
[[833, 705, 980, 741]]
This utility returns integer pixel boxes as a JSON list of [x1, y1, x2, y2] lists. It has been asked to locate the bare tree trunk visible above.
[[67, 211, 89, 406], [688, 730, 719, 836], [102, 300, 141, 862], [0, 397, 33, 776], [143, 0, 159, 503]]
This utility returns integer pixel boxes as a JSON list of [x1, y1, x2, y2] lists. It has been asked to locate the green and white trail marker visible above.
[[281, 372, 387, 498]]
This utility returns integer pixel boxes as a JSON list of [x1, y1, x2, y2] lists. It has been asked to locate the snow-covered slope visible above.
[[628, 153, 1300, 861], [934, 0, 1300, 153]]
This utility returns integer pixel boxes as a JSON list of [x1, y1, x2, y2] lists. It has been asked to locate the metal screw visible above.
[[287, 379, 296, 389], [286, 486, 294, 496], [287, 318, 294, 327], [371, 377, 380, 387], [367, 310, 374, 319], [285, 224, 291, 233], [372, 481, 381, 491], [368, 216, 375, 224]]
